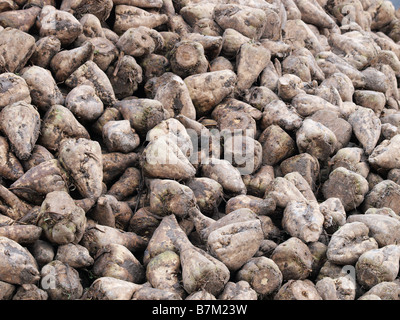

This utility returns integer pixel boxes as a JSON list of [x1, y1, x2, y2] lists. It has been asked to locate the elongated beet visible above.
[[0, 101, 40, 161]]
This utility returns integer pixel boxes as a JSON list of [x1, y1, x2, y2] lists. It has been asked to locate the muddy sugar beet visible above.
[[2, 0, 400, 301]]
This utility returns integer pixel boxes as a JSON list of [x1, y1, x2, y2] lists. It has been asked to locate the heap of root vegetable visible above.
[[2, 0, 400, 301]]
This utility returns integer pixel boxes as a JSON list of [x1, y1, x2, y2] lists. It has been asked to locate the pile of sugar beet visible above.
[[3, 0, 400, 301]]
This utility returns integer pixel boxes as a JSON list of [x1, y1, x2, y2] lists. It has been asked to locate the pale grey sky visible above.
[[390, 0, 400, 9]]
